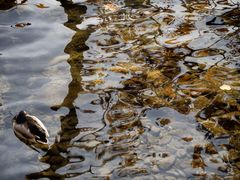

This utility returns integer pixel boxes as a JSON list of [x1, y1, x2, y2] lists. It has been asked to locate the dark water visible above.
[[0, 0, 239, 179]]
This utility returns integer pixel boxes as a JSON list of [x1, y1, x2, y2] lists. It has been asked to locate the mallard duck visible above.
[[13, 111, 49, 146]]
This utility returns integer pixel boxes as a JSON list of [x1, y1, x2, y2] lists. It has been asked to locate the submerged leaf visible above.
[[220, 84, 231, 90], [205, 143, 218, 154], [103, 3, 120, 12], [191, 154, 206, 169], [200, 120, 227, 136], [109, 66, 129, 74], [194, 96, 210, 109]]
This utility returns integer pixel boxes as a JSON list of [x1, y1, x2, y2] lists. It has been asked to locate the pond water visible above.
[[0, 0, 239, 179]]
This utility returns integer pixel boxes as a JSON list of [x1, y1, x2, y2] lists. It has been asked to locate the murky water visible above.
[[0, 0, 239, 179]]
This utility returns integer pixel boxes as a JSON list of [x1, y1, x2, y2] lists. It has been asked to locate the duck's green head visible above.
[[16, 110, 27, 124]]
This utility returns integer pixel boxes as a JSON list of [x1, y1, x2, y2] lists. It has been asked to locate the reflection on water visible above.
[[0, 0, 240, 179]]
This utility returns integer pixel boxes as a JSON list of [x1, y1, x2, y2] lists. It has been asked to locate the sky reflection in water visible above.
[[0, 0, 240, 179]]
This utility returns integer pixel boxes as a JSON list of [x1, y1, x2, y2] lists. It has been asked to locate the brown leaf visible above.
[[157, 118, 171, 126], [182, 137, 193, 142], [35, 3, 49, 8], [14, 22, 31, 28]]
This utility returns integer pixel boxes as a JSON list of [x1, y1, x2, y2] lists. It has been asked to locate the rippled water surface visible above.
[[0, 0, 240, 179]]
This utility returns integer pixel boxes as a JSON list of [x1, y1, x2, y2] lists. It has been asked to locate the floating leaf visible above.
[[182, 137, 193, 142], [157, 118, 171, 126], [35, 3, 49, 8], [14, 22, 31, 28], [220, 84, 231, 90]]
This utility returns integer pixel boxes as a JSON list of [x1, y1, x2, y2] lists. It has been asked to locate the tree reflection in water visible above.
[[26, 0, 93, 178]]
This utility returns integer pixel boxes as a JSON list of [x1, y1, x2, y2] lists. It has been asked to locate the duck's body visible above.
[[13, 111, 49, 145]]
